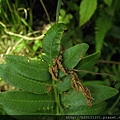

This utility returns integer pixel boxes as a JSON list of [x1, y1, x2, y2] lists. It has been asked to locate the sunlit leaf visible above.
[[79, 0, 97, 26]]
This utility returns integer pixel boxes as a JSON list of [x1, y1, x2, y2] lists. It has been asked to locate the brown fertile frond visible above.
[[49, 66, 58, 81], [57, 54, 68, 76], [49, 50, 93, 107], [70, 71, 79, 93], [70, 70, 93, 107], [49, 52, 67, 81], [76, 81, 94, 107]]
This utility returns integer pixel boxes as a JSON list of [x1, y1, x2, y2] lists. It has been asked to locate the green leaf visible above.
[[88, 85, 119, 104], [76, 52, 101, 78], [0, 64, 52, 94], [61, 85, 118, 107], [56, 75, 71, 93], [63, 102, 106, 115], [0, 91, 54, 113], [61, 31, 73, 49], [5, 55, 50, 81], [103, 0, 113, 7], [4, 108, 55, 120], [42, 23, 67, 65], [61, 89, 87, 107], [3, 107, 56, 120], [3, 107, 55, 116], [83, 81, 105, 86], [79, 0, 97, 26], [63, 43, 89, 69], [4, 109, 56, 120], [95, 10, 112, 52]]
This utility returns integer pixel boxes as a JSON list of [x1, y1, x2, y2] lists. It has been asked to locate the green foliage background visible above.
[[0, 0, 120, 117]]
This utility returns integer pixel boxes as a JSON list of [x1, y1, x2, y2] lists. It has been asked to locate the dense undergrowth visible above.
[[0, 0, 120, 118]]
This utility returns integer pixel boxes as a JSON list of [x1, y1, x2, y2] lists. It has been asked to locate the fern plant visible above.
[[79, 0, 116, 52], [0, 23, 119, 119], [95, 9, 112, 52]]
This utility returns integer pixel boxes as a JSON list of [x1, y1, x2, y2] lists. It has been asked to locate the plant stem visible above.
[[52, 80, 59, 115], [98, 60, 120, 65], [6, 0, 16, 24], [56, 0, 62, 23], [39, 0, 51, 24]]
